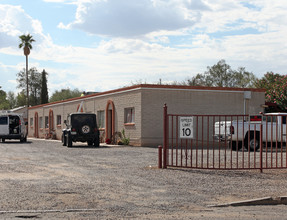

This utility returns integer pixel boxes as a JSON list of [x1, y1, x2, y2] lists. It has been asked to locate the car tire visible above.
[[20, 137, 27, 143], [2, 138, 5, 142], [245, 133, 260, 152], [87, 140, 93, 146], [94, 138, 100, 147], [82, 125, 90, 134], [231, 141, 242, 151], [62, 134, 67, 146], [67, 133, 72, 147]]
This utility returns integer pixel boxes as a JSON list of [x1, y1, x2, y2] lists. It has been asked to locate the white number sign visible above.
[[179, 116, 194, 139]]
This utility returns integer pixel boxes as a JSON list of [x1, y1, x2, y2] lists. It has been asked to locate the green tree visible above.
[[7, 91, 17, 109], [186, 60, 257, 88], [17, 67, 42, 106], [0, 89, 10, 110], [255, 72, 287, 111], [19, 33, 35, 107], [49, 88, 82, 102], [40, 69, 49, 104], [16, 92, 27, 107], [186, 73, 206, 86], [231, 67, 257, 88], [204, 60, 233, 87]]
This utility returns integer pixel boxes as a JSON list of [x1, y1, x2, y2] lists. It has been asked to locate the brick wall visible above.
[[28, 89, 143, 145], [28, 85, 265, 147], [140, 88, 265, 146]]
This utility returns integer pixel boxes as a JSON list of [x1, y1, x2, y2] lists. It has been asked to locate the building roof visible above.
[[29, 84, 265, 110], [10, 106, 27, 112]]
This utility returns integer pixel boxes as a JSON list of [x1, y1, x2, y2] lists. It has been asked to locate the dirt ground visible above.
[[0, 138, 287, 219]]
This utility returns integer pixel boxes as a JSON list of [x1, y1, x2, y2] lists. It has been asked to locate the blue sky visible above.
[[1, 0, 287, 96]]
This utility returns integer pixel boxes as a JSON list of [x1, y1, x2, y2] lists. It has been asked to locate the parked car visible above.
[[0, 112, 28, 142], [214, 113, 287, 151], [62, 113, 100, 147]]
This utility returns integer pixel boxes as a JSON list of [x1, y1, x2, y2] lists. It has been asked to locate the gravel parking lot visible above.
[[1, 138, 287, 219]]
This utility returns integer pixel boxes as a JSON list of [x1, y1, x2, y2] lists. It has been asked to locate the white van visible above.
[[0, 112, 28, 142]]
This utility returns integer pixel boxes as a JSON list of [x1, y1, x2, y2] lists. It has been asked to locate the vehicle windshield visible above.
[[71, 114, 97, 126]]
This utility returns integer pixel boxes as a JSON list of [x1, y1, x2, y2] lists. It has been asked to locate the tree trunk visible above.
[[26, 55, 29, 107], [24, 47, 30, 56]]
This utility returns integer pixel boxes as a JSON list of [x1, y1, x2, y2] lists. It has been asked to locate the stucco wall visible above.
[[140, 88, 265, 146], [28, 85, 265, 147], [28, 89, 143, 145]]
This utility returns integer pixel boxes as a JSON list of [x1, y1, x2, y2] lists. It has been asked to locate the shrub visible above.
[[121, 129, 130, 145]]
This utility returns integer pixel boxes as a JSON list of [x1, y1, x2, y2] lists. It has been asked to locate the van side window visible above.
[[0, 116, 8, 125], [282, 116, 286, 124], [264, 116, 277, 122]]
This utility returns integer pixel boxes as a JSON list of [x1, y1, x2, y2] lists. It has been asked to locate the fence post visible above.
[[163, 104, 168, 169], [260, 123, 263, 173], [158, 145, 162, 168]]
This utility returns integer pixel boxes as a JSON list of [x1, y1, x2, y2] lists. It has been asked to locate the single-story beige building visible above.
[[28, 84, 265, 146]]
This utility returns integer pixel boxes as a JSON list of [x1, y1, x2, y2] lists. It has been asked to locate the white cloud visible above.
[[60, 0, 208, 37], [0, 4, 49, 50], [193, 0, 287, 34], [42, 0, 78, 3], [0, 5, 23, 48], [1, 0, 287, 94], [7, 79, 17, 85]]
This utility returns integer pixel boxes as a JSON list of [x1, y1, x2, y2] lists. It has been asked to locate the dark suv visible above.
[[62, 113, 100, 147]]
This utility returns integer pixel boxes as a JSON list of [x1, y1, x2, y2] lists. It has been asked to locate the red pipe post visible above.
[[163, 104, 167, 169], [158, 145, 162, 168]]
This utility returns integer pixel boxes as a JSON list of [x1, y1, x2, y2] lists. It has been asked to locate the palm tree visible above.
[[19, 34, 35, 107]]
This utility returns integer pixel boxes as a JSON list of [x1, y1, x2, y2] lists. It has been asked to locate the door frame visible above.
[[105, 100, 115, 140]]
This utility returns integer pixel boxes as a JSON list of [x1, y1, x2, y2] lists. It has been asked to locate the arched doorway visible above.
[[105, 100, 115, 140], [34, 112, 39, 138]]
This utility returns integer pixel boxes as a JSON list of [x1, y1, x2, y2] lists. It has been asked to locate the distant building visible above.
[[9, 106, 28, 122], [81, 91, 98, 96], [28, 84, 265, 146]]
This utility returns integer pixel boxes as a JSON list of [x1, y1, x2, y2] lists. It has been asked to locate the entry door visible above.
[[0, 116, 9, 135], [107, 110, 112, 138]]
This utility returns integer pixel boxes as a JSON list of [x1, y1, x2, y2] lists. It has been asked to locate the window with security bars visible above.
[[57, 115, 61, 125], [97, 110, 105, 128], [39, 117, 43, 128], [45, 116, 49, 128], [124, 107, 135, 124]]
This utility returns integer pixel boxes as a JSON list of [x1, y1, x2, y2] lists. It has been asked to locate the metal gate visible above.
[[160, 105, 287, 172]]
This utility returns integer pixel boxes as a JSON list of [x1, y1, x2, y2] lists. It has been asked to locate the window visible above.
[[45, 116, 49, 128], [97, 111, 105, 128], [124, 107, 135, 124], [39, 117, 43, 128], [263, 116, 278, 123], [57, 115, 61, 125], [283, 116, 286, 124], [0, 116, 8, 125], [30, 118, 33, 127]]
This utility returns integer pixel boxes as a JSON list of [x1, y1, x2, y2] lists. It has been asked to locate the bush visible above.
[[121, 129, 130, 145]]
